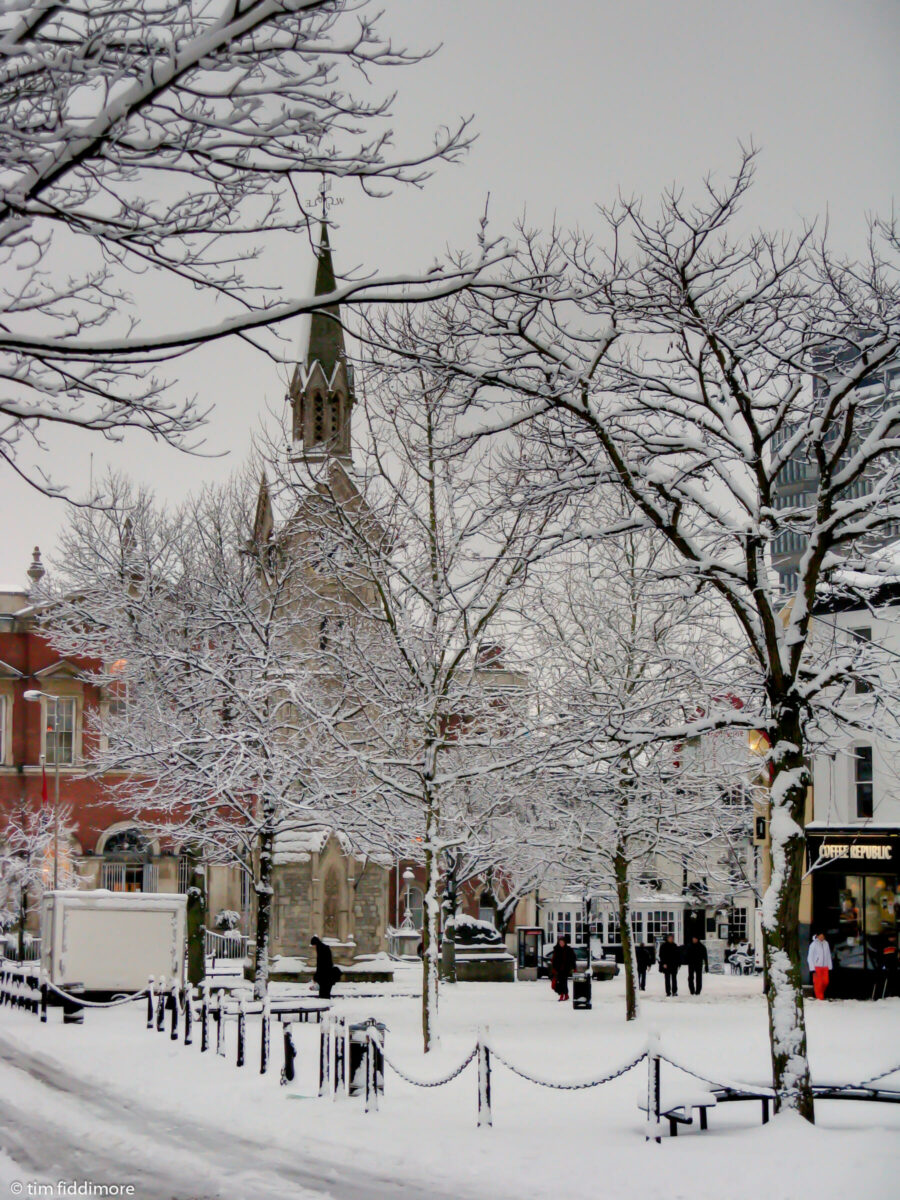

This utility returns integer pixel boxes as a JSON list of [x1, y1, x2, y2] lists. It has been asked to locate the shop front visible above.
[[806, 828, 900, 998]]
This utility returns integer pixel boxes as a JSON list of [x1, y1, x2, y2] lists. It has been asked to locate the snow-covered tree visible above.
[[44, 471, 342, 997], [0, 0, 481, 494], [0, 797, 77, 948], [526, 522, 756, 1021], [371, 153, 900, 1117], [275, 331, 558, 1050]]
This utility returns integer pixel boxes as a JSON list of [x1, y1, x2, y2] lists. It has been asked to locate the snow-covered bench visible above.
[[638, 1087, 718, 1136]]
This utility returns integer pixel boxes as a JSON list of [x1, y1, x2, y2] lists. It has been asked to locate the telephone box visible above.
[[517, 926, 543, 981]]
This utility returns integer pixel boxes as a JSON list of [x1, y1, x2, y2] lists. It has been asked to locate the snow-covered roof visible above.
[[272, 828, 351, 864]]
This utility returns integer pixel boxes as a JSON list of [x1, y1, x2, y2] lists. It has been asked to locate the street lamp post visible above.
[[24, 689, 61, 890], [401, 867, 416, 929]]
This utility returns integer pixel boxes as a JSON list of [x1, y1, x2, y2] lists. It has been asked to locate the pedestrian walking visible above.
[[550, 935, 576, 1002], [807, 932, 833, 1000], [658, 933, 681, 997], [635, 943, 652, 991], [310, 936, 340, 999], [684, 936, 708, 995]]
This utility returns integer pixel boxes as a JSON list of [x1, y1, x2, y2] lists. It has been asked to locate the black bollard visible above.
[[260, 1000, 270, 1075], [281, 1021, 296, 1086], [147, 977, 155, 1029], [216, 994, 226, 1057], [156, 976, 167, 1032], [236, 996, 245, 1068], [169, 982, 179, 1041], [184, 987, 193, 1046], [200, 984, 209, 1053], [40, 983, 48, 1024]]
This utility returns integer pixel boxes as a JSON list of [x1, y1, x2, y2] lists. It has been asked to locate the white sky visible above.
[[2, 0, 898, 585]]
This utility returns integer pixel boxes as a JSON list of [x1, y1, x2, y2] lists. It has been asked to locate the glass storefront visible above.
[[817, 872, 898, 971], [807, 830, 900, 993]]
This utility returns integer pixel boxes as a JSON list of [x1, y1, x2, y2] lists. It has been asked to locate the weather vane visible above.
[[307, 175, 344, 222]]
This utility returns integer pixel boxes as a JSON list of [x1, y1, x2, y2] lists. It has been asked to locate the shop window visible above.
[[817, 873, 898, 971], [728, 907, 748, 943], [855, 745, 874, 818], [645, 910, 677, 943], [606, 913, 621, 944], [546, 908, 585, 945]]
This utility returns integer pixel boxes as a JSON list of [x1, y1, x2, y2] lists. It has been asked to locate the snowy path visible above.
[[0, 1034, 463, 1200]]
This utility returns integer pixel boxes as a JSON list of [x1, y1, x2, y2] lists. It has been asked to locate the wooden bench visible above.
[[639, 1088, 718, 1136]]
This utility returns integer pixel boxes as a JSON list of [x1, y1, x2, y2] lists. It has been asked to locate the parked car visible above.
[[538, 942, 619, 981]]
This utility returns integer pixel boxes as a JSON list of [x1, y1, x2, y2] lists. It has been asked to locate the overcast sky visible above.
[[2, 0, 897, 586]]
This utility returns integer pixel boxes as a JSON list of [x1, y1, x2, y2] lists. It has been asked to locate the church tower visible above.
[[289, 223, 354, 461]]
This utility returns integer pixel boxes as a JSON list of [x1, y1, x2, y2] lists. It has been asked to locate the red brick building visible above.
[[0, 552, 247, 931]]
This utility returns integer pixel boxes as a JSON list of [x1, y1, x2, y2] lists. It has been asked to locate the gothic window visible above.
[[323, 866, 341, 936], [313, 393, 325, 443]]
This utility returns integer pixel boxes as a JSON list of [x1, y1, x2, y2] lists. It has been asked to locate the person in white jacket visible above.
[[808, 932, 834, 1000]]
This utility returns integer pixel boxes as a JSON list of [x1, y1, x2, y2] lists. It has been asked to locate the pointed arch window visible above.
[[313, 393, 325, 442]]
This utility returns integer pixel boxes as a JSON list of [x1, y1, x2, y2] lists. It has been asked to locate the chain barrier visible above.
[[659, 1054, 773, 1096], [45, 981, 150, 1009], [382, 1045, 478, 1088], [659, 1052, 900, 1098], [490, 1046, 648, 1091], [858, 1062, 900, 1088]]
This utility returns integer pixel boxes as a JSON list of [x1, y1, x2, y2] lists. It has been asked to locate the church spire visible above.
[[290, 221, 354, 460], [306, 222, 345, 381]]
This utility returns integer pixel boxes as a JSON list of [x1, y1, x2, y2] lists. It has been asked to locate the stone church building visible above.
[[254, 224, 391, 968]]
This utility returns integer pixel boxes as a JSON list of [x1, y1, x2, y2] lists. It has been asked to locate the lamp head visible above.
[[23, 690, 43, 703]]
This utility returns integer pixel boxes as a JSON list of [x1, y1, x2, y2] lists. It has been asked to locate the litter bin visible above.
[[348, 1020, 385, 1096], [571, 971, 592, 1010], [62, 982, 85, 1024]]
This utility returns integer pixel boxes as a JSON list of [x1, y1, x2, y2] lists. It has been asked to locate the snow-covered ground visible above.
[[1, 969, 898, 1199]]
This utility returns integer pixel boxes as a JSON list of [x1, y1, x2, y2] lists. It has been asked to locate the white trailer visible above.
[[41, 890, 186, 994]]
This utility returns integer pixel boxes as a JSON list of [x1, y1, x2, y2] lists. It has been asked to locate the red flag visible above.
[[41, 759, 48, 804]]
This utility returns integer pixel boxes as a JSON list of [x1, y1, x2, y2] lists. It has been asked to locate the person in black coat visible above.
[[635, 943, 652, 991], [549, 935, 577, 1002], [683, 936, 708, 995], [658, 933, 681, 997], [310, 936, 339, 999]]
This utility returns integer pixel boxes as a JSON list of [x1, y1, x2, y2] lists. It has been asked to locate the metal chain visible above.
[[489, 1047, 647, 1091], [859, 1062, 900, 1087], [45, 981, 150, 1009], [658, 1054, 770, 1095], [660, 1052, 900, 1096], [382, 1046, 477, 1088]]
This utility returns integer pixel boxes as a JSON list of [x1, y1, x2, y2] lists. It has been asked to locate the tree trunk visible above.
[[186, 867, 206, 987], [762, 706, 814, 1122], [17, 884, 27, 961], [421, 799, 441, 1052], [440, 859, 458, 984], [614, 843, 638, 1022], [253, 829, 274, 1000]]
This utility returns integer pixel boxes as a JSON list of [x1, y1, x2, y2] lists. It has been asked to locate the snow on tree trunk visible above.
[[761, 714, 814, 1122], [253, 826, 275, 1001], [614, 844, 638, 1023], [421, 802, 441, 1052]]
